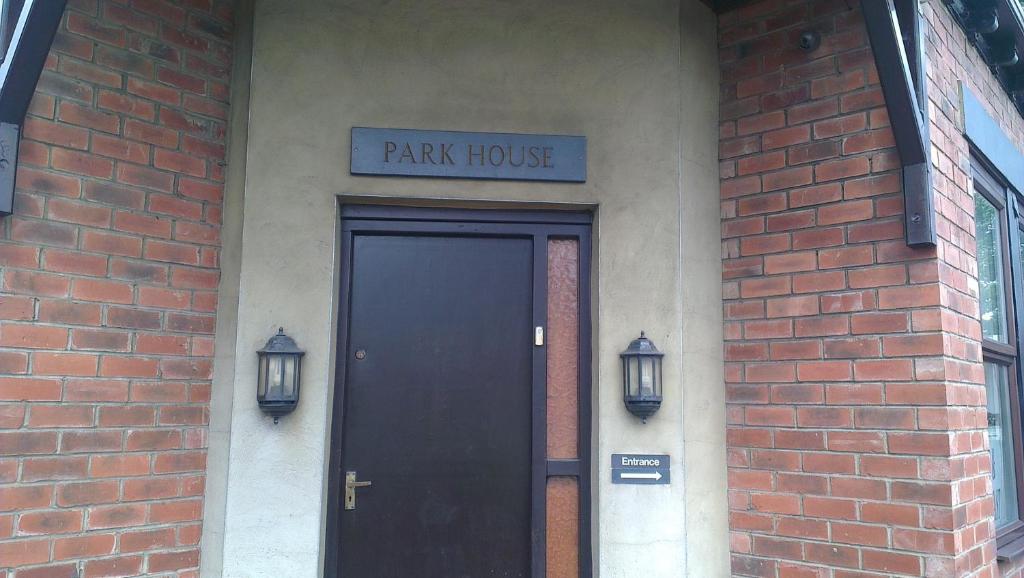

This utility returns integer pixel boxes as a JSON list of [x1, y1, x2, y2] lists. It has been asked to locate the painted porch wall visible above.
[[209, 1, 725, 576]]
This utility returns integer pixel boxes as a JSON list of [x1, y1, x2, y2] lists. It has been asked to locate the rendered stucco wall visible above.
[[200, 1, 253, 577], [214, 1, 725, 576]]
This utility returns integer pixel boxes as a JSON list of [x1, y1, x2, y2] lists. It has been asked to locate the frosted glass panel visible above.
[[547, 239, 579, 459], [546, 477, 579, 578]]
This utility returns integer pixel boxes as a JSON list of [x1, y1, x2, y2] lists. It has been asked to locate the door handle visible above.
[[345, 471, 372, 511]]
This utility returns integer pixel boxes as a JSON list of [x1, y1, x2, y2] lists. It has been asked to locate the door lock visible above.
[[345, 471, 372, 510]]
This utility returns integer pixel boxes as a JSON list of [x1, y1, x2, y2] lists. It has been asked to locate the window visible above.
[[973, 163, 1024, 537]]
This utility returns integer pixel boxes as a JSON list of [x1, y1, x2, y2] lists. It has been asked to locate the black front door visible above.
[[327, 206, 592, 578]]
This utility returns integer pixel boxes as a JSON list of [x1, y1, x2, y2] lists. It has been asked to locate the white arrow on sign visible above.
[[620, 471, 663, 481]]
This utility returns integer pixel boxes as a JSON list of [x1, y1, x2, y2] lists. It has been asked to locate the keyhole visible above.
[[354, 349, 366, 360]]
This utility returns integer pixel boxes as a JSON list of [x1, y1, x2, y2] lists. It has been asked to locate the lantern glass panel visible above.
[[283, 356, 297, 398], [657, 360, 663, 395], [622, 359, 628, 397], [268, 355, 283, 399], [627, 357, 640, 397], [640, 357, 656, 397], [257, 355, 268, 398]]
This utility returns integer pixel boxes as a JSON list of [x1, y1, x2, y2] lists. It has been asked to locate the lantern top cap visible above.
[[621, 331, 664, 357], [258, 327, 305, 355]]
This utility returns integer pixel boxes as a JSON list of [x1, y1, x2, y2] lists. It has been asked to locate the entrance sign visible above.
[[611, 454, 670, 485], [350, 127, 587, 182]]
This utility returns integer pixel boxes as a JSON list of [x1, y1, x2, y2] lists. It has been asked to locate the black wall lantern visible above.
[[257, 328, 304, 423], [620, 332, 664, 423]]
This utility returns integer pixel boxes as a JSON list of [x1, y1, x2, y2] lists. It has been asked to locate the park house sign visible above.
[[350, 127, 587, 182]]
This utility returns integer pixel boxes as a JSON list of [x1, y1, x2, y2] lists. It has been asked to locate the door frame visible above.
[[324, 204, 594, 578]]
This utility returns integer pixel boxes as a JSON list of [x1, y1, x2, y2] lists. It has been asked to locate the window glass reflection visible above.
[[975, 193, 1007, 342], [986, 362, 1019, 528], [0, 1, 24, 65]]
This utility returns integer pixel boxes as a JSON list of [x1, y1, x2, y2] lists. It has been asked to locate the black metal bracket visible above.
[[862, 0, 937, 247], [0, 122, 18, 215], [0, 0, 67, 216]]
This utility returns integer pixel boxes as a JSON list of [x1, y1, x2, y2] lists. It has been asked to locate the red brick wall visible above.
[[0, 1, 232, 576], [720, 0, 996, 576], [923, 1, 1024, 577]]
